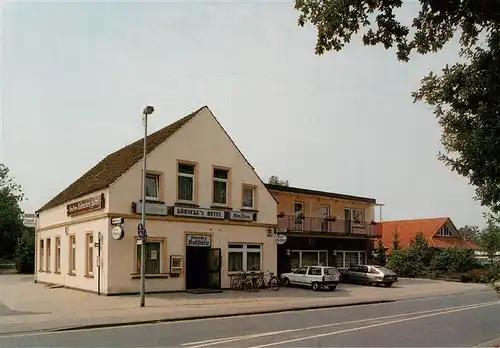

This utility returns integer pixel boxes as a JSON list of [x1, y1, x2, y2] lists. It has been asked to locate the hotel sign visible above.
[[229, 211, 254, 222], [67, 193, 105, 217], [173, 207, 225, 220]]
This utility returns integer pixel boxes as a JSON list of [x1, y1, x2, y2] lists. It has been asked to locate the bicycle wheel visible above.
[[254, 277, 264, 289], [268, 276, 280, 291], [231, 277, 242, 291], [243, 279, 253, 292], [251, 277, 260, 292]]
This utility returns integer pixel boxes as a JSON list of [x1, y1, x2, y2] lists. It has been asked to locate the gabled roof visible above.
[[265, 184, 376, 204], [378, 217, 479, 250], [37, 106, 205, 212]]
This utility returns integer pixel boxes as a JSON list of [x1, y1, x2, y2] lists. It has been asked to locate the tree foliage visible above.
[[15, 226, 35, 274], [294, 0, 500, 213], [479, 216, 500, 260], [374, 239, 387, 266], [0, 164, 24, 259], [391, 229, 401, 252], [458, 225, 481, 243], [268, 175, 290, 186]]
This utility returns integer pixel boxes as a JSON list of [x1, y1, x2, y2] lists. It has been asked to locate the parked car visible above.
[[339, 265, 397, 287], [281, 266, 341, 291]]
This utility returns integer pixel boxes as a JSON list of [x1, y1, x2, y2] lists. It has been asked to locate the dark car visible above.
[[339, 265, 398, 287]]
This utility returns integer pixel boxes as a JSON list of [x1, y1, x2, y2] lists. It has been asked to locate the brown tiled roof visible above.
[[265, 184, 376, 204], [37, 106, 205, 212]]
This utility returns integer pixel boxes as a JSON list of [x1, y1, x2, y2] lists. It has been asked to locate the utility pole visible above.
[[140, 105, 154, 307]]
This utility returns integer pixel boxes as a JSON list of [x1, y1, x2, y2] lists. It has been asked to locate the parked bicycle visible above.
[[231, 271, 261, 292], [254, 270, 280, 291]]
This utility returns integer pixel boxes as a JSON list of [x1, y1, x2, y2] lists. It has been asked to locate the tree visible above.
[[374, 239, 387, 266], [479, 217, 500, 261], [294, 0, 500, 214], [409, 231, 434, 266], [15, 226, 35, 274], [0, 164, 24, 260], [392, 229, 401, 253], [458, 225, 481, 243], [268, 175, 290, 187]]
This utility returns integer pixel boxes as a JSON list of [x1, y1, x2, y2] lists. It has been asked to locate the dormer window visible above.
[[437, 227, 453, 237]]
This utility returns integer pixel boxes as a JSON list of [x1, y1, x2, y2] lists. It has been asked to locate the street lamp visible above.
[[140, 105, 154, 307]]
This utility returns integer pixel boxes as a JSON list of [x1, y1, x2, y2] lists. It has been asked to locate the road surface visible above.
[[0, 290, 498, 347]]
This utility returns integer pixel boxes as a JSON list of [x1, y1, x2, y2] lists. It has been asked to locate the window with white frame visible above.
[[39, 239, 44, 271], [45, 238, 51, 272], [213, 168, 229, 205], [290, 250, 328, 270], [228, 244, 261, 272], [86, 233, 94, 275], [437, 227, 454, 237], [335, 251, 366, 268], [242, 186, 255, 209], [345, 208, 364, 225], [69, 235, 76, 273], [178, 163, 195, 202], [55, 237, 61, 272], [145, 173, 160, 200], [136, 241, 162, 274]]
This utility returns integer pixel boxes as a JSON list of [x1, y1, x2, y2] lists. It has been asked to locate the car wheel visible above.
[[384, 282, 393, 288], [328, 285, 337, 291], [312, 282, 320, 291], [282, 278, 291, 287]]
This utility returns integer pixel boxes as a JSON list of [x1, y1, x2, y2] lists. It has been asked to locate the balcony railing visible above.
[[276, 215, 381, 237]]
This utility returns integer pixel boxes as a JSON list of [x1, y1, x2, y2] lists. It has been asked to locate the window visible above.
[[178, 163, 195, 202], [45, 238, 51, 272], [437, 227, 454, 237], [55, 237, 61, 272], [136, 241, 162, 274], [290, 250, 328, 270], [294, 202, 304, 230], [213, 168, 229, 205], [86, 233, 94, 276], [145, 173, 160, 200], [242, 186, 255, 209], [308, 267, 322, 276], [69, 235, 76, 274], [228, 244, 261, 272], [294, 267, 308, 275], [345, 208, 365, 225], [39, 239, 44, 271], [335, 251, 367, 268]]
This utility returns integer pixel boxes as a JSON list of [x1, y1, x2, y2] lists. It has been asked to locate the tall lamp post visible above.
[[140, 105, 154, 307]]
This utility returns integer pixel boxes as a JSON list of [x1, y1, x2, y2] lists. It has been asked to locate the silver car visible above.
[[281, 266, 341, 291], [339, 265, 398, 287]]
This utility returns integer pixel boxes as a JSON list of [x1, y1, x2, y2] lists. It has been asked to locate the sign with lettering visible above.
[[173, 207, 225, 220], [67, 193, 105, 217], [229, 211, 254, 222], [186, 235, 211, 247], [133, 202, 168, 216], [23, 213, 37, 228]]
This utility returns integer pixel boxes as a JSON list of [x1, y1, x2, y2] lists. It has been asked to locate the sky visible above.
[[0, 1, 489, 227]]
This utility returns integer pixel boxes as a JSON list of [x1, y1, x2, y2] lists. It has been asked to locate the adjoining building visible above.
[[378, 217, 479, 252], [35, 106, 277, 295], [266, 184, 381, 274]]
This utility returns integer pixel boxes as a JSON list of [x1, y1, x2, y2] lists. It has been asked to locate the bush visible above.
[[15, 227, 35, 274], [430, 247, 476, 275], [387, 249, 424, 278]]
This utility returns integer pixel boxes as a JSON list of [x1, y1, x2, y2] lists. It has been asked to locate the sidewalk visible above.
[[0, 275, 493, 335]]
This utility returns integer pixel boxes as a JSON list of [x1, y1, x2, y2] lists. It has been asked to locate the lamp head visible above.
[[143, 105, 155, 115]]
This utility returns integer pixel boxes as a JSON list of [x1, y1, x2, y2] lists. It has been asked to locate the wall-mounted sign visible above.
[[276, 234, 287, 245], [111, 217, 124, 225], [23, 213, 37, 228], [67, 193, 105, 217], [170, 255, 183, 274], [111, 226, 124, 240], [133, 201, 168, 216], [173, 207, 225, 220], [186, 234, 211, 247], [229, 211, 254, 222]]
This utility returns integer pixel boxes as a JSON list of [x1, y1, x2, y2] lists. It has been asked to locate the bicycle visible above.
[[254, 270, 280, 291], [231, 271, 260, 292]]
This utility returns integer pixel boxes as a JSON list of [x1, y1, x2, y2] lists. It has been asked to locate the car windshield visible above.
[[374, 266, 395, 274], [323, 267, 338, 275]]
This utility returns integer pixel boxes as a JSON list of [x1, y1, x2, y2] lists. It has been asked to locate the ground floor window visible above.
[[136, 241, 162, 274], [290, 250, 328, 270], [335, 251, 366, 268], [228, 244, 261, 272]]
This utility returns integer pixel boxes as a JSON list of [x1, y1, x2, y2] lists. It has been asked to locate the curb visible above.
[[473, 336, 500, 347], [52, 299, 395, 333]]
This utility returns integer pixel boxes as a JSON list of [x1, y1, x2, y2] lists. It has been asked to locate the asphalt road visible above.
[[0, 291, 499, 347]]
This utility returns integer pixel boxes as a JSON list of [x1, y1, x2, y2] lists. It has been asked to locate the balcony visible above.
[[276, 215, 381, 237]]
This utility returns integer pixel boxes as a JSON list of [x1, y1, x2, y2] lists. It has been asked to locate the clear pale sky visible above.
[[1, 1, 488, 227]]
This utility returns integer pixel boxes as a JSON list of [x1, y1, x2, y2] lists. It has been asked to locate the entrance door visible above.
[[207, 248, 221, 289]]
